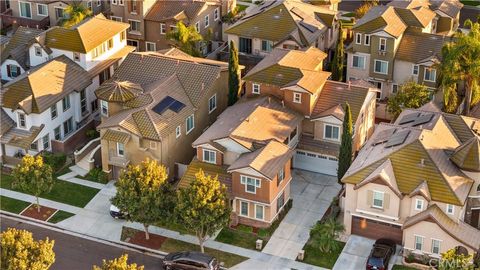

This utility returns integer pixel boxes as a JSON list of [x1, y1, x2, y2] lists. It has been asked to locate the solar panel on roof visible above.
[[372, 128, 397, 146], [412, 114, 434, 127], [399, 112, 420, 125], [152, 96, 185, 115], [170, 100, 185, 113], [385, 130, 411, 148]]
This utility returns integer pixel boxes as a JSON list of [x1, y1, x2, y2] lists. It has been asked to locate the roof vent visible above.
[[273, 15, 280, 19], [419, 158, 425, 167]]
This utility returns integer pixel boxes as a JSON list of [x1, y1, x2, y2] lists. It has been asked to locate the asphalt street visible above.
[[1, 215, 164, 270]]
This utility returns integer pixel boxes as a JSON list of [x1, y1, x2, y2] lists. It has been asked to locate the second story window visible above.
[[7, 64, 21, 78], [129, 20, 140, 33], [80, 89, 87, 114], [17, 112, 26, 128], [379, 38, 387, 51], [186, 114, 194, 134], [374, 60, 388, 75], [415, 198, 424, 211], [101, 100, 108, 116], [293, 92, 301, 103], [176, 126, 181, 138], [204, 15, 209, 28], [203, 149, 216, 164], [252, 83, 260, 94], [372, 190, 384, 209], [37, 3, 48, 16], [412, 64, 419, 75], [50, 104, 57, 119], [34, 46, 42, 56], [19, 1, 32, 18], [352, 55, 365, 69], [160, 23, 166, 34], [261, 40, 273, 52], [208, 94, 217, 113], [108, 39, 114, 49], [63, 117, 73, 136], [424, 68, 436, 82], [364, 34, 370, 45], [117, 142, 125, 156], [446, 204, 454, 215], [355, 33, 362, 44], [54, 126, 61, 140], [239, 37, 252, 54], [120, 31, 126, 41], [277, 167, 285, 186], [55, 7, 65, 20], [112, 0, 117, 4], [324, 124, 340, 141], [214, 8, 219, 21], [195, 22, 200, 33], [240, 175, 261, 194], [62, 96, 71, 111]]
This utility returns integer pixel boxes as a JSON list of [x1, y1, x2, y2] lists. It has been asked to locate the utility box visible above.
[[256, 239, 263, 250], [298, 250, 305, 261]]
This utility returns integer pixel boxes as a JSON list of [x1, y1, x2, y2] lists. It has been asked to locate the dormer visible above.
[[450, 136, 480, 172]]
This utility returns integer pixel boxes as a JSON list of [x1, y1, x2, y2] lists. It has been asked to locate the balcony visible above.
[[0, 9, 50, 29], [108, 150, 130, 168]]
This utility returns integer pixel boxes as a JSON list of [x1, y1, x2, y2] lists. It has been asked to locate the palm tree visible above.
[[438, 20, 480, 114], [61, 1, 92, 28], [309, 218, 344, 253]]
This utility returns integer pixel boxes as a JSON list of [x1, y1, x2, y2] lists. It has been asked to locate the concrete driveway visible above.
[[333, 235, 402, 270], [262, 170, 341, 260]]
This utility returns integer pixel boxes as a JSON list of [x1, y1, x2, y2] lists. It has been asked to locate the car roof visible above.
[[372, 245, 389, 257], [173, 251, 214, 263]]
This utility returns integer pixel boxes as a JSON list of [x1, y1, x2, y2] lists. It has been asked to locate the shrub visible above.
[[41, 152, 66, 172], [86, 129, 99, 139], [85, 168, 108, 184]]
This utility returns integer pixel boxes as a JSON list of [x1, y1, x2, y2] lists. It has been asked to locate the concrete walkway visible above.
[[57, 166, 105, 189], [262, 170, 341, 260]]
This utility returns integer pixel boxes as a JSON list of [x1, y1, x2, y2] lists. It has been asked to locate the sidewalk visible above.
[[57, 166, 105, 189]]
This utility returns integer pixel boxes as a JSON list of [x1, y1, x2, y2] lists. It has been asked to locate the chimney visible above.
[[281, 100, 285, 107]]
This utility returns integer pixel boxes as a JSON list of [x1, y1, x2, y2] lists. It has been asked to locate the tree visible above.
[[166, 21, 203, 56], [93, 254, 144, 270], [355, 0, 379, 19], [12, 155, 54, 212], [175, 169, 230, 253], [111, 159, 176, 240], [387, 81, 431, 119], [438, 20, 480, 114], [1, 228, 55, 270], [337, 102, 352, 183], [228, 41, 241, 106], [61, 1, 92, 28], [331, 23, 344, 82], [438, 247, 473, 270], [309, 218, 344, 253]]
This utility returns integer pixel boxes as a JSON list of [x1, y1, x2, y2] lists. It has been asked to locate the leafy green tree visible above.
[[337, 102, 352, 183], [93, 254, 143, 270], [331, 23, 344, 82], [387, 81, 431, 119], [355, 0, 379, 19], [111, 159, 176, 240], [12, 155, 54, 212], [61, 1, 92, 28], [309, 218, 344, 253], [438, 20, 480, 114], [1, 228, 55, 270], [175, 169, 230, 253], [439, 247, 473, 270], [228, 41, 241, 106], [166, 21, 203, 56]]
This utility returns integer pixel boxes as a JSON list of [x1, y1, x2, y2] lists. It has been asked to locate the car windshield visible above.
[[368, 257, 383, 266]]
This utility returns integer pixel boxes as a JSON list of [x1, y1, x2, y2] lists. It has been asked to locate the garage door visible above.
[[293, 150, 338, 176], [351, 216, 403, 244]]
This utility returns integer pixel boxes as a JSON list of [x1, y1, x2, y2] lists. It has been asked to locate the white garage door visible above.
[[293, 150, 338, 176]]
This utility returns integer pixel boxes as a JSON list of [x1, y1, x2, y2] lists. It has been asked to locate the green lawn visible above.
[[460, 0, 480, 6], [0, 196, 31, 213], [301, 240, 346, 269], [215, 227, 262, 250], [392, 265, 417, 270], [1, 174, 100, 208], [237, 4, 248, 12], [343, 12, 356, 17], [48, 210, 75, 223]]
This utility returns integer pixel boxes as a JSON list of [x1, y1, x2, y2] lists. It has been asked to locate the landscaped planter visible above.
[[402, 257, 435, 270]]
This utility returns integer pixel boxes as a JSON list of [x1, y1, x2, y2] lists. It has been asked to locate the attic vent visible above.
[[273, 15, 280, 19], [385, 130, 410, 148]]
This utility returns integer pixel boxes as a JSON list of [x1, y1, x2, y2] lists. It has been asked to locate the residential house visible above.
[[429, 0, 463, 35], [224, 0, 340, 68], [341, 108, 480, 257], [307, 0, 341, 11], [95, 50, 232, 179], [346, 0, 462, 104]]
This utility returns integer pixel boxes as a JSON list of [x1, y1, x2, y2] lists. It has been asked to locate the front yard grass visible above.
[[236, 4, 248, 12], [301, 240, 346, 269], [0, 195, 30, 213], [48, 210, 75, 223], [1, 173, 100, 208]]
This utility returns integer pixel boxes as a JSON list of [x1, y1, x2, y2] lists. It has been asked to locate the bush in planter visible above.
[[405, 252, 415, 263], [86, 129, 99, 139], [41, 152, 66, 172], [86, 168, 108, 184]]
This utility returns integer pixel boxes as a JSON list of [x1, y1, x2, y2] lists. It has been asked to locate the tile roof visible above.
[[393, 6, 436, 28], [45, 14, 129, 53], [354, 6, 407, 38], [395, 31, 454, 63], [450, 136, 480, 172], [228, 140, 294, 180], [145, 0, 209, 22], [1, 55, 92, 114], [0, 109, 15, 136], [408, 180, 431, 201], [442, 114, 477, 143], [354, 159, 402, 198], [0, 124, 44, 149], [101, 129, 131, 144], [96, 80, 144, 103], [88, 45, 136, 77], [430, 0, 463, 18], [297, 134, 340, 156], [403, 204, 480, 250], [0, 27, 44, 69]]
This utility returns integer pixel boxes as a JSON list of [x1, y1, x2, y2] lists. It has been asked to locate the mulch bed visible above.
[[127, 230, 167, 250], [21, 204, 57, 221]]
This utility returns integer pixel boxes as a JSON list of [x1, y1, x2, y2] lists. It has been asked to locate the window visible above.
[[119, 0, 124, 5], [146, 42, 156, 51], [255, 204, 264, 220], [101, 100, 108, 116], [54, 126, 61, 140], [446, 204, 454, 215], [392, 84, 398, 94], [19, 1, 32, 18], [91, 99, 98, 112], [150, 141, 157, 149], [108, 39, 114, 49], [55, 7, 64, 19], [62, 96, 70, 111], [203, 149, 216, 164], [252, 83, 260, 94], [7, 64, 20, 78], [63, 118, 73, 136], [364, 34, 370, 45], [352, 55, 365, 69], [355, 33, 362, 44], [186, 114, 194, 134], [80, 89, 87, 114], [415, 235, 424, 251], [424, 68, 436, 82], [241, 176, 261, 194], [432, 239, 441, 254], [42, 134, 50, 150], [415, 199, 424, 211], [204, 15, 209, 28], [372, 190, 384, 209], [37, 3, 48, 16], [30, 140, 38, 151], [412, 64, 419, 75], [18, 113, 26, 128], [99, 68, 110, 84], [379, 38, 387, 51], [176, 126, 181, 138], [117, 142, 125, 156], [50, 104, 57, 119], [73, 52, 80, 62], [97, 0, 101, 6], [239, 37, 252, 54], [160, 23, 166, 34], [277, 167, 285, 186], [129, 20, 140, 32], [240, 201, 248, 216], [214, 8, 219, 21], [130, 0, 137, 13], [261, 40, 273, 52], [110, 16, 122, 22], [208, 94, 217, 113], [120, 31, 126, 41], [87, 1, 92, 10], [112, 0, 117, 5], [374, 60, 388, 74], [324, 124, 340, 141], [277, 192, 285, 212], [195, 22, 200, 32], [293, 92, 302, 103]]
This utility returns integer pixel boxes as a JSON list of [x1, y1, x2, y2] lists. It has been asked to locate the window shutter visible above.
[[384, 193, 390, 209], [6, 65, 10, 77], [367, 190, 373, 206]]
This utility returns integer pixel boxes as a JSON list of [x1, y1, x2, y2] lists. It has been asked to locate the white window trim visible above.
[[150, 141, 157, 150], [355, 33, 362, 44], [293, 92, 302, 103], [36, 3, 48, 16], [323, 124, 340, 141], [203, 149, 216, 164], [119, 0, 124, 6], [101, 100, 108, 117], [17, 112, 26, 128], [392, 83, 399, 94], [379, 38, 387, 51], [160, 23, 166, 34], [415, 198, 424, 211], [43, 134, 50, 150], [372, 190, 384, 209], [239, 201, 249, 217], [374, 59, 388, 75], [412, 64, 419, 75], [145, 41, 156, 52], [18, 1, 32, 18], [414, 234, 425, 251], [254, 204, 264, 221], [110, 16, 122, 22], [214, 8, 219, 21], [208, 94, 217, 113], [97, 0, 101, 6], [446, 204, 454, 215], [51, 104, 57, 120], [195, 22, 200, 32], [431, 238, 442, 254], [128, 19, 141, 34], [117, 142, 125, 157], [175, 126, 181, 138], [364, 34, 370, 45], [204, 15, 209, 28], [112, 0, 118, 4], [252, 83, 260, 94], [352, 55, 365, 69], [424, 68, 436, 82], [186, 114, 195, 134], [240, 175, 261, 194]]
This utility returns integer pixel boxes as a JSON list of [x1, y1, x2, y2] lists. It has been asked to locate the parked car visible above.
[[162, 251, 219, 270], [109, 204, 126, 219], [366, 238, 396, 270]]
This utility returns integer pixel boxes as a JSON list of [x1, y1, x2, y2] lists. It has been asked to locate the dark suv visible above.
[[162, 251, 219, 270], [366, 238, 396, 270]]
